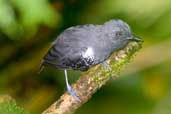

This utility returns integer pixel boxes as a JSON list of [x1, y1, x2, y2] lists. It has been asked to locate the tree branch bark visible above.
[[42, 41, 142, 114]]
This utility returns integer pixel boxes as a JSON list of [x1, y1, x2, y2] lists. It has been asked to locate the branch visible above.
[[42, 42, 142, 114]]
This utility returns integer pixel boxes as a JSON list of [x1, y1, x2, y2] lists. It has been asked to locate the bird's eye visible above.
[[115, 31, 122, 37]]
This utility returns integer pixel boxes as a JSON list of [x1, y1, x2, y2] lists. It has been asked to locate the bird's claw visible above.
[[67, 86, 81, 102], [101, 61, 112, 71]]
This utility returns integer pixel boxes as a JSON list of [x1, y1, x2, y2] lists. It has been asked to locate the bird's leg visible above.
[[64, 69, 80, 101], [101, 61, 112, 71]]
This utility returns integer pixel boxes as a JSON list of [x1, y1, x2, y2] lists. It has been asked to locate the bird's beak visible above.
[[127, 36, 143, 42]]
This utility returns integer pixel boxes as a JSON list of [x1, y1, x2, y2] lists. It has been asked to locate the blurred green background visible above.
[[0, 0, 171, 114]]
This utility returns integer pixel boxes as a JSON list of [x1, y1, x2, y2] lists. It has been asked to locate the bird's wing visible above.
[[54, 24, 98, 46], [42, 25, 98, 70]]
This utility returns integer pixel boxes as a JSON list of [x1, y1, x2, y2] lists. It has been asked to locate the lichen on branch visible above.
[[42, 41, 142, 114]]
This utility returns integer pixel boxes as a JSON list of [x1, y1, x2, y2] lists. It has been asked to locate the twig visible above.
[[42, 42, 142, 114]]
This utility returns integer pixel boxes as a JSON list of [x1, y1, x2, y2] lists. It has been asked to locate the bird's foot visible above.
[[101, 61, 112, 71], [67, 85, 81, 102]]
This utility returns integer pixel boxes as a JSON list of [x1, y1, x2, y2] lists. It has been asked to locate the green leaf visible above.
[[0, 101, 31, 114]]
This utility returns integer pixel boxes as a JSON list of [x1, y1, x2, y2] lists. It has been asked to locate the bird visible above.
[[39, 19, 142, 101]]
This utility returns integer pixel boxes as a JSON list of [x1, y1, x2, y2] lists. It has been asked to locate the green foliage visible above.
[[0, 0, 60, 40], [0, 0, 21, 39], [0, 101, 31, 114]]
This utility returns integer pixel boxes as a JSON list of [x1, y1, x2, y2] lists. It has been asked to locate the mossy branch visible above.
[[42, 41, 142, 114]]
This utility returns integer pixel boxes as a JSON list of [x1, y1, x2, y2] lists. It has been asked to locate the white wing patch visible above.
[[82, 47, 94, 59]]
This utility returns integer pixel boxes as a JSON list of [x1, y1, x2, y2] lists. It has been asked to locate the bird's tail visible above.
[[38, 60, 45, 74]]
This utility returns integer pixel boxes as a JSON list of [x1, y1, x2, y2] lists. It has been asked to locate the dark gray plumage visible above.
[[41, 19, 141, 71], [40, 19, 142, 100]]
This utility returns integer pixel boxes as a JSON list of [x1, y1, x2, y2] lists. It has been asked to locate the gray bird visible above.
[[40, 19, 142, 100]]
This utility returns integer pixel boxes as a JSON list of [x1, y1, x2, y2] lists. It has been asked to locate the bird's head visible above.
[[103, 19, 143, 49]]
